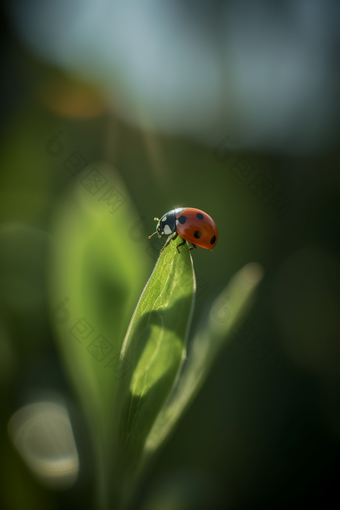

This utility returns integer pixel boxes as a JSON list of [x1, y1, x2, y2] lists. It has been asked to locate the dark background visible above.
[[1, 1, 340, 509]]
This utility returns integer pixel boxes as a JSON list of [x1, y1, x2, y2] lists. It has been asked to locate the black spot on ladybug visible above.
[[196, 213, 204, 220], [210, 236, 216, 245], [194, 231, 201, 239], [178, 216, 187, 224]]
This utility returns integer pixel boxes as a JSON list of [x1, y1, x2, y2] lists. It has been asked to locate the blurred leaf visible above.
[[143, 262, 264, 457], [113, 236, 195, 504], [48, 161, 149, 509]]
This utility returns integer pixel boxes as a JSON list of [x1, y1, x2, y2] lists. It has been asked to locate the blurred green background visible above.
[[1, 1, 340, 509]]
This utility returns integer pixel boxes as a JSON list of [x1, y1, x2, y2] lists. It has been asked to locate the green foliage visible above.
[[49, 165, 263, 509], [49, 162, 150, 509], [112, 235, 195, 505]]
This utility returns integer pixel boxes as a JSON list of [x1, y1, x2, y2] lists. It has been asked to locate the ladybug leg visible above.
[[176, 239, 186, 253], [189, 244, 197, 251]]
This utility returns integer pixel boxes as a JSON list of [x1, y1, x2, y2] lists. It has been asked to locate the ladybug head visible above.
[[148, 217, 163, 239], [148, 211, 176, 239]]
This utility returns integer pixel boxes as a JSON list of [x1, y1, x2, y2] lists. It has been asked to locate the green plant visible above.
[[49, 168, 263, 509]]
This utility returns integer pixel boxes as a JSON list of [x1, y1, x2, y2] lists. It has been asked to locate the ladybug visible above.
[[148, 207, 218, 253]]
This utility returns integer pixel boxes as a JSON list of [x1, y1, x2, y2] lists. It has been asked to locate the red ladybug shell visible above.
[[174, 207, 218, 250]]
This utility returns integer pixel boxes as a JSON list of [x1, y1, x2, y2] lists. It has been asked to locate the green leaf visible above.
[[143, 262, 264, 457], [112, 234, 195, 502], [48, 161, 150, 510]]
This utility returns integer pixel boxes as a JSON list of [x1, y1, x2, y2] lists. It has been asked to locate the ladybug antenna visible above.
[[148, 230, 158, 239]]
